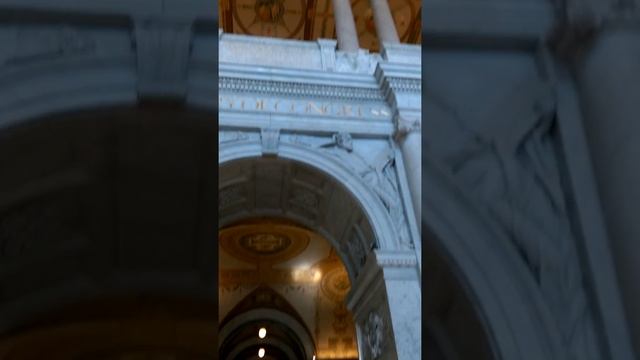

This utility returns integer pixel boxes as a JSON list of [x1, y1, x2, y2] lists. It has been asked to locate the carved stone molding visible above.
[[375, 250, 418, 269], [219, 76, 384, 102]]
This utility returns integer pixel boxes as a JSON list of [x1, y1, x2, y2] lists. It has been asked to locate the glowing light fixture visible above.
[[258, 348, 265, 358], [258, 327, 267, 339]]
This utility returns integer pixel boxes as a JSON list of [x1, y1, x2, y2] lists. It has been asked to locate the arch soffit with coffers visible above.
[[218, 141, 402, 278]]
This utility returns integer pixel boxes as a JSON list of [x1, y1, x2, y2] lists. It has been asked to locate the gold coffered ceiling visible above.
[[219, 0, 422, 51]]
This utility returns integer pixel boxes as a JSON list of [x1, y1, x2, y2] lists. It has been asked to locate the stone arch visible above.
[[219, 141, 400, 253], [423, 153, 566, 360], [219, 139, 422, 359]]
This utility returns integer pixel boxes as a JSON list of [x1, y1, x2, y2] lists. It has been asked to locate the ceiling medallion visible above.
[[239, 232, 292, 255], [220, 221, 311, 264], [321, 266, 351, 302], [232, 0, 306, 38]]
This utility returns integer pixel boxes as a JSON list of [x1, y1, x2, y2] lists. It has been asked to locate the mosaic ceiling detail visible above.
[[219, 0, 422, 51]]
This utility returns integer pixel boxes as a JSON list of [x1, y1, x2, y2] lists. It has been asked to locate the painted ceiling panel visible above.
[[219, 0, 421, 51]]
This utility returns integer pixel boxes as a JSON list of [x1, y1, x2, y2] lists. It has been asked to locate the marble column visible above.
[[574, 23, 640, 358], [332, 0, 359, 52], [369, 0, 400, 44]]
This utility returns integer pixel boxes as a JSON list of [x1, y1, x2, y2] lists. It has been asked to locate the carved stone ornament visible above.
[[334, 50, 381, 75], [218, 77, 384, 102], [365, 311, 385, 359], [291, 132, 413, 249], [395, 114, 421, 137], [261, 128, 280, 156]]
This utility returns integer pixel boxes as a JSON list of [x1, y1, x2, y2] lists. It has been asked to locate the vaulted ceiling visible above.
[[219, 0, 422, 51], [219, 218, 358, 359]]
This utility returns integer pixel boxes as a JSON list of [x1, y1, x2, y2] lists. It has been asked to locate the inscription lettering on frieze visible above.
[[219, 95, 391, 119]]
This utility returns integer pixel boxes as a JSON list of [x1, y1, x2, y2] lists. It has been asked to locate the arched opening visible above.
[[218, 156, 372, 359]]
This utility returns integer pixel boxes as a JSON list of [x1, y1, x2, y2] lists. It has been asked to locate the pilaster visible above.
[[375, 44, 421, 224], [347, 250, 420, 360]]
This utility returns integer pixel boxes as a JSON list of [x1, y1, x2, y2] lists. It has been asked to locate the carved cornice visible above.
[[219, 76, 384, 102], [374, 250, 419, 269], [375, 63, 422, 99]]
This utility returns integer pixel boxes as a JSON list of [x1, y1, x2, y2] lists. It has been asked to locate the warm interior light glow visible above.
[[292, 266, 323, 282], [313, 269, 322, 282], [258, 327, 267, 339], [258, 348, 265, 358], [313, 355, 316, 360]]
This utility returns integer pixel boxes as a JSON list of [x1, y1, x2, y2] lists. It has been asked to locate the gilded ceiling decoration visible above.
[[219, 220, 311, 264], [219, 218, 359, 359], [219, 0, 422, 51]]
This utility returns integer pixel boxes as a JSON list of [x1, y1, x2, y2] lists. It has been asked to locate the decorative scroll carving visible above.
[[320, 132, 354, 152], [427, 80, 599, 359], [365, 311, 385, 359]]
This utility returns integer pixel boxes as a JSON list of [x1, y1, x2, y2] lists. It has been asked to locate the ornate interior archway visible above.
[[219, 141, 422, 359]]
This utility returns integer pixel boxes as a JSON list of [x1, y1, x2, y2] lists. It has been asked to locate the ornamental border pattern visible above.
[[219, 77, 385, 102], [385, 77, 422, 93]]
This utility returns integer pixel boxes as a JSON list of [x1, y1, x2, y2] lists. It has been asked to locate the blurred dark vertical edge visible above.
[[420, 1, 427, 357], [212, 0, 220, 355]]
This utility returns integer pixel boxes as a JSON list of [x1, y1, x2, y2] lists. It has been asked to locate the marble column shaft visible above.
[[399, 128, 421, 224], [332, 0, 359, 52], [370, 0, 400, 44]]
